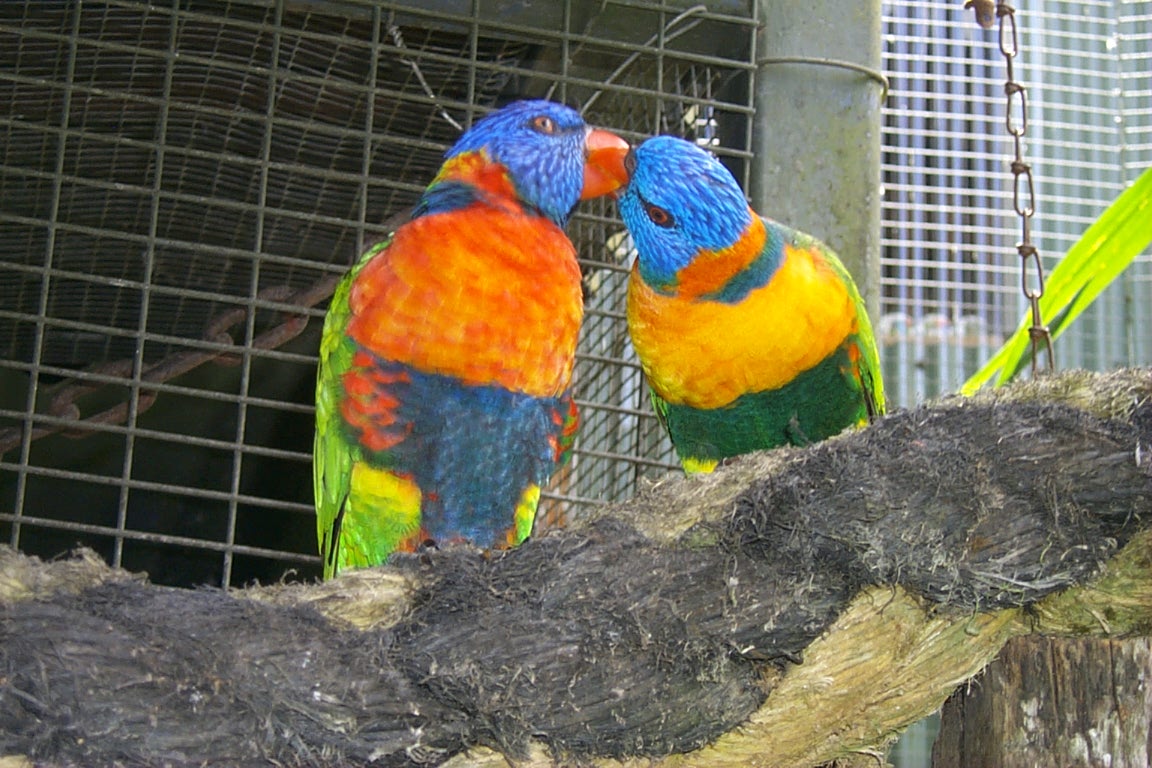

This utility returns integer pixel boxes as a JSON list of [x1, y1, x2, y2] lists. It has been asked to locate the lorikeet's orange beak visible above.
[[580, 128, 631, 200]]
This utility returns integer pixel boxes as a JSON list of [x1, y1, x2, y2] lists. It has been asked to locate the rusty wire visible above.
[[0, 273, 340, 456], [2, 196, 423, 460]]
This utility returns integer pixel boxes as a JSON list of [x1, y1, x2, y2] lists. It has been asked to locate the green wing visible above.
[[313, 239, 394, 579], [648, 388, 718, 473]]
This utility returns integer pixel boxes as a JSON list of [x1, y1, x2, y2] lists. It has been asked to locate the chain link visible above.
[[0, 274, 340, 456], [974, 1, 1055, 374]]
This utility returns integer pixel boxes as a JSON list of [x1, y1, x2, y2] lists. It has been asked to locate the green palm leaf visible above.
[[962, 165, 1152, 395]]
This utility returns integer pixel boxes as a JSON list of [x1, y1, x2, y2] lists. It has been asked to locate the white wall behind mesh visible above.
[[880, 0, 1152, 408]]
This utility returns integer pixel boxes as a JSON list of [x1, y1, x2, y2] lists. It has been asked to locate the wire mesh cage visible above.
[[879, 0, 1152, 407], [0, 0, 758, 587], [4, 7, 1150, 768], [3, 0, 1150, 600]]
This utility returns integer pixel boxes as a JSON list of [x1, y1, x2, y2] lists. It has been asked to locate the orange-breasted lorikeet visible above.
[[618, 136, 884, 473], [314, 100, 629, 577]]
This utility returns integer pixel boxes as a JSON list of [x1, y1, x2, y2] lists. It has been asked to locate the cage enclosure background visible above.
[[2, 4, 1150, 767], [2, 0, 1150, 596], [879, 0, 1152, 405], [0, 0, 758, 587]]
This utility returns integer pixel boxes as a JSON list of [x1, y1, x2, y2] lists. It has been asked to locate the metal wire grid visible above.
[[879, 0, 1152, 408], [880, 1, 1018, 407], [0, 0, 758, 587], [1022, 0, 1152, 371]]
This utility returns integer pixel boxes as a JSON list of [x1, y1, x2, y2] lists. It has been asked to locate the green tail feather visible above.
[[314, 239, 396, 579]]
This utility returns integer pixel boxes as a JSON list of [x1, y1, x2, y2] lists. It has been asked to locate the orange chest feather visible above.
[[348, 208, 583, 398], [627, 244, 858, 409], [673, 216, 767, 299]]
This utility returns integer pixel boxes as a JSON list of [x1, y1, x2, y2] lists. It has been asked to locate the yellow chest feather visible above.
[[627, 244, 857, 409]]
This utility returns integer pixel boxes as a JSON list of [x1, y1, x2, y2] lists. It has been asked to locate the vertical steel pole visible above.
[[751, 0, 885, 318]]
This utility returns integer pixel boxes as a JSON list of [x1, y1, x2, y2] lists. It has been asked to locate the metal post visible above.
[[751, 0, 885, 318]]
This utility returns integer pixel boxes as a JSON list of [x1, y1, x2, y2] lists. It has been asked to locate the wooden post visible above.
[[935, 636, 1152, 768]]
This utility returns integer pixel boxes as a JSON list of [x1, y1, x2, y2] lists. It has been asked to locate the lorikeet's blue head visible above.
[[617, 136, 754, 289], [443, 100, 629, 227]]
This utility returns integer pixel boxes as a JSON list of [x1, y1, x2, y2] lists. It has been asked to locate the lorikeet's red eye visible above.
[[530, 115, 557, 134], [644, 202, 674, 228]]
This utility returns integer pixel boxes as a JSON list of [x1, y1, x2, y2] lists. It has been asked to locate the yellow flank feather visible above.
[[628, 243, 857, 410], [681, 456, 720, 474], [509, 484, 541, 547], [339, 464, 423, 568]]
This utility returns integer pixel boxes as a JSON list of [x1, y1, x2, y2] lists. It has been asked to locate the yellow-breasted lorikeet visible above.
[[314, 100, 629, 577], [617, 136, 884, 473]]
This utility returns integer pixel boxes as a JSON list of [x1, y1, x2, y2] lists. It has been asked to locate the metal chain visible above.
[[969, 0, 1055, 374]]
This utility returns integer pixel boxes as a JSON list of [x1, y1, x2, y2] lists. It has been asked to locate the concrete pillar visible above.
[[750, 0, 885, 317]]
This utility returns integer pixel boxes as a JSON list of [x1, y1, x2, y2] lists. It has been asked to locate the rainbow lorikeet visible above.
[[617, 136, 885, 473], [314, 100, 629, 577]]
